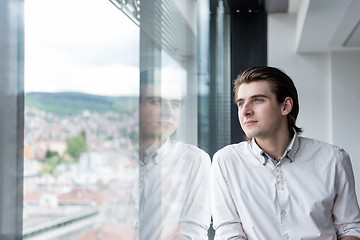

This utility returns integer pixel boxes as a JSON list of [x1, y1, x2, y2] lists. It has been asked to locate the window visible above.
[[1, 0, 230, 239], [22, 0, 216, 239]]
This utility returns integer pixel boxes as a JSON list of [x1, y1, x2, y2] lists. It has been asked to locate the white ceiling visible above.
[[296, 0, 360, 52]]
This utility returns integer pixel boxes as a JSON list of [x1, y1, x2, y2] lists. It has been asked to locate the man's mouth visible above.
[[159, 121, 173, 126], [244, 120, 257, 126]]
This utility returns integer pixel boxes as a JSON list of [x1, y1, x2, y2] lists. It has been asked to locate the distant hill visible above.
[[25, 92, 138, 116]]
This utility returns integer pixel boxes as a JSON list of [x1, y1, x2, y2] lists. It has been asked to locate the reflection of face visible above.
[[236, 81, 285, 140], [139, 84, 182, 141]]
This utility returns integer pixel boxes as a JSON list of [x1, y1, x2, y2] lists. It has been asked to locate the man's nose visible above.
[[241, 102, 253, 117], [161, 100, 173, 114]]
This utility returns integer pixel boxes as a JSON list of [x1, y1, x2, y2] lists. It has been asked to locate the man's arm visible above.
[[178, 151, 211, 240], [211, 152, 247, 239], [333, 149, 360, 238]]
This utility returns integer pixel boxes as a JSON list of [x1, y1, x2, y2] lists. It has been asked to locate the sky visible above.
[[24, 0, 140, 96]]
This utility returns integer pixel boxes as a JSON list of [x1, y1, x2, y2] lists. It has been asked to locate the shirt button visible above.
[[281, 210, 287, 215], [284, 233, 289, 239]]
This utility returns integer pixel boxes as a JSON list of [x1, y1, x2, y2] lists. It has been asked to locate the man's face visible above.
[[236, 81, 287, 141], [139, 84, 182, 141]]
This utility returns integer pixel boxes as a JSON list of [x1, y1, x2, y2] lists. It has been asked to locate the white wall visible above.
[[268, 13, 360, 200], [331, 51, 360, 197], [268, 13, 331, 142]]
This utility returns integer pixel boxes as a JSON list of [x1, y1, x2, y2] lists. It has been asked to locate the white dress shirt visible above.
[[211, 133, 360, 240], [136, 139, 211, 240]]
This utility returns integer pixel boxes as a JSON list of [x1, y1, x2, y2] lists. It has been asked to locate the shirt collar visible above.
[[250, 138, 267, 165], [287, 131, 299, 162], [141, 138, 172, 165], [249, 130, 300, 166]]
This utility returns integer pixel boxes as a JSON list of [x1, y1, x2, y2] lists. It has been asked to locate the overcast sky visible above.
[[25, 0, 140, 96]]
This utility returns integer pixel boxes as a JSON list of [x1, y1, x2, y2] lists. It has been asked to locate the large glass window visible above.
[[23, 0, 217, 239]]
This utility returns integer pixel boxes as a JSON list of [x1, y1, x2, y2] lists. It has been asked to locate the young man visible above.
[[211, 66, 360, 239]]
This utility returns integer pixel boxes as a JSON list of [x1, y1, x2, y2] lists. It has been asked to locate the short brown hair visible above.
[[233, 66, 302, 135]]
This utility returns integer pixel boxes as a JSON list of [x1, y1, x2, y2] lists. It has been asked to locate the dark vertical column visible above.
[[0, 0, 24, 239], [230, 11, 267, 143], [208, 1, 218, 156], [207, 0, 231, 157]]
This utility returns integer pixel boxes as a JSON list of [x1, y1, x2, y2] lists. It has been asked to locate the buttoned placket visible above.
[[261, 150, 292, 240], [139, 152, 160, 211], [275, 161, 291, 240], [267, 157, 291, 240], [139, 161, 146, 216], [138, 151, 162, 239]]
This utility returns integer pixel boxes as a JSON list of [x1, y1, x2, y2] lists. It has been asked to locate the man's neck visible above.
[[255, 130, 292, 161]]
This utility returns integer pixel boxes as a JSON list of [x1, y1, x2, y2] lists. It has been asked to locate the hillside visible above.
[[25, 92, 138, 116]]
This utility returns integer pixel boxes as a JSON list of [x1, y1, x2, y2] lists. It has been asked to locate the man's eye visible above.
[[149, 99, 161, 105], [254, 98, 263, 103], [171, 101, 182, 109], [237, 102, 244, 107]]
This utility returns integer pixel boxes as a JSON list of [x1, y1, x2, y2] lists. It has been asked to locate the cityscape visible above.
[[23, 94, 141, 239]]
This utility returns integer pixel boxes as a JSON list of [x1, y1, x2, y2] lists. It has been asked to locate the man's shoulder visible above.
[[170, 140, 210, 160], [298, 136, 348, 161], [299, 136, 343, 152], [214, 141, 249, 158]]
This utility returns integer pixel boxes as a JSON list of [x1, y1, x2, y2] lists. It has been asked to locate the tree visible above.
[[66, 131, 88, 161], [40, 154, 58, 175]]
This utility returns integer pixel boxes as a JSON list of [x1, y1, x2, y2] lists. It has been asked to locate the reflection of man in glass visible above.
[[139, 82, 182, 157], [136, 71, 211, 240]]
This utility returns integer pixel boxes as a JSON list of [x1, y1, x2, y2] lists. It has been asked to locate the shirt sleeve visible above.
[[211, 151, 247, 240], [333, 149, 360, 239], [178, 151, 212, 240]]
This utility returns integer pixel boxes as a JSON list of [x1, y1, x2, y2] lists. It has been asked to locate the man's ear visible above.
[[282, 97, 293, 116]]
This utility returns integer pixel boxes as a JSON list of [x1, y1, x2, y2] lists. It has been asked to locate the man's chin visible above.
[[244, 130, 257, 140], [160, 131, 175, 139]]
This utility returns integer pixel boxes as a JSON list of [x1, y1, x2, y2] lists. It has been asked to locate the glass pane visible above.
[[23, 0, 139, 239], [24, 0, 212, 239]]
